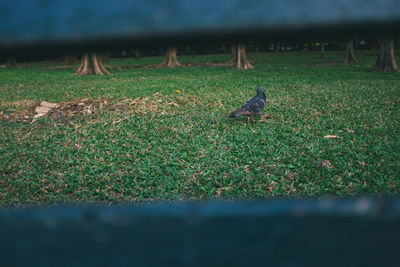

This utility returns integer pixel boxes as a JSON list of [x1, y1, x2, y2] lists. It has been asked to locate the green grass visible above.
[[1, 51, 400, 205]]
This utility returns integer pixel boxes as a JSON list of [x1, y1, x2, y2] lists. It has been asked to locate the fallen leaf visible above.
[[32, 101, 58, 119], [166, 102, 178, 107], [34, 106, 49, 113], [324, 135, 341, 139], [51, 110, 66, 119], [33, 113, 45, 119], [112, 119, 123, 125], [40, 101, 58, 108], [359, 161, 368, 167], [319, 160, 334, 169]]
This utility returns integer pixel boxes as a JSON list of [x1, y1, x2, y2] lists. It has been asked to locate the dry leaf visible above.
[[34, 106, 51, 114], [324, 135, 341, 139], [319, 160, 334, 169], [40, 101, 58, 108], [166, 102, 178, 107], [51, 110, 66, 119], [33, 113, 45, 119], [34, 102, 58, 118], [112, 119, 123, 125]]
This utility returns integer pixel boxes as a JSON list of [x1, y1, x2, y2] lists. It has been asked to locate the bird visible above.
[[229, 86, 268, 121]]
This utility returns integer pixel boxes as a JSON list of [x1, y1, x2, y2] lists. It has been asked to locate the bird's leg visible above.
[[261, 114, 269, 118], [247, 116, 251, 122]]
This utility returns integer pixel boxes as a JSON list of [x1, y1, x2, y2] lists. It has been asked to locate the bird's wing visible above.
[[229, 108, 253, 117], [242, 97, 266, 114]]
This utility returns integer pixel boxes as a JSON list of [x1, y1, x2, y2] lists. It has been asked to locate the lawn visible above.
[[1, 51, 399, 205]]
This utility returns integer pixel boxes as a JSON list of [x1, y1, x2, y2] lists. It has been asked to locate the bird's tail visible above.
[[229, 109, 249, 118]]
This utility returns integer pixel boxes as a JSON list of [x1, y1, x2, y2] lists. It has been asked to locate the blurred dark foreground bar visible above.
[[1, 199, 400, 267], [1, 0, 400, 52]]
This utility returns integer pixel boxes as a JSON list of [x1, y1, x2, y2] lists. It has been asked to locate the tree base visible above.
[[135, 49, 141, 59], [230, 43, 237, 64], [232, 42, 254, 70], [160, 47, 181, 68], [320, 43, 325, 59], [76, 52, 110, 75], [373, 37, 399, 72], [5, 57, 17, 67], [344, 38, 358, 64]]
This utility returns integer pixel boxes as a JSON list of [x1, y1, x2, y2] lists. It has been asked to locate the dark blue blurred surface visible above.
[[1, 199, 399, 267], [1, 0, 400, 48]]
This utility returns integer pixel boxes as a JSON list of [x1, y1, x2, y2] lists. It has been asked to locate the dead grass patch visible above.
[[0, 99, 39, 109], [1, 93, 191, 123]]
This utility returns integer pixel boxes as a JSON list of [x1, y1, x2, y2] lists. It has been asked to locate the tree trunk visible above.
[[274, 42, 280, 52], [344, 38, 357, 64], [5, 57, 17, 67], [76, 52, 110, 75], [373, 36, 399, 72], [233, 42, 253, 70], [135, 48, 141, 59], [190, 46, 197, 57], [160, 47, 181, 67], [369, 39, 378, 50], [320, 42, 325, 59], [204, 45, 214, 55], [230, 43, 237, 63]]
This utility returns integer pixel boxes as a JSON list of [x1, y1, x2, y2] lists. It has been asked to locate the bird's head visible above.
[[256, 86, 266, 100], [257, 86, 265, 94]]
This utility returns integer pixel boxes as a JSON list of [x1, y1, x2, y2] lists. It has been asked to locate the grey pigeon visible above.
[[229, 86, 267, 121]]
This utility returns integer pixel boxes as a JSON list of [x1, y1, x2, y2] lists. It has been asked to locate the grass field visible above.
[[1, 51, 399, 205]]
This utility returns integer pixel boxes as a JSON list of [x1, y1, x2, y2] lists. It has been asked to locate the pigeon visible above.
[[229, 86, 268, 121]]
